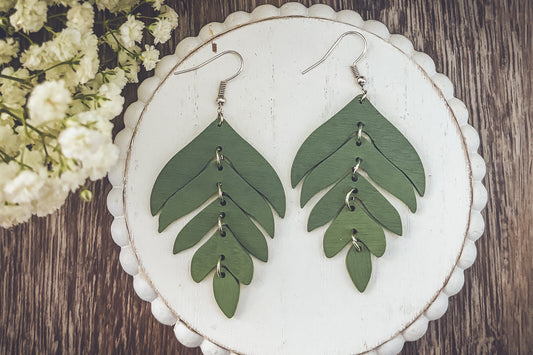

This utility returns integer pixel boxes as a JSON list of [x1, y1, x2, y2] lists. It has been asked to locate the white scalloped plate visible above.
[[107, 3, 487, 355]]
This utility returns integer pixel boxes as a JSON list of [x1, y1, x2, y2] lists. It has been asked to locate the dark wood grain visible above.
[[1, 0, 531, 354]]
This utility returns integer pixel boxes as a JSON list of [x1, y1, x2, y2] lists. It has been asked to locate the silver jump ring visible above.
[[356, 123, 364, 144], [217, 105, 225, 126], [359, 91, 367, 103], [217, 182, 225, 203], [215, 147, 223, 169], [216, 256, 222, 277], [345, 189, 356, 209], [352, 157, 361, 175], [217, 214, 225, 235], [351, 233, 362, 252]]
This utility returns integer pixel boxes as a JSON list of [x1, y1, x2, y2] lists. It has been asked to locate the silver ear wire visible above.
[[302, 31, 368, 102], [174, 50, 244, 124]]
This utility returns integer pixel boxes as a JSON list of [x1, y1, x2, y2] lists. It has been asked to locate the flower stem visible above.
[[0, 74, 32, 89], [29, 58, 81, 79]]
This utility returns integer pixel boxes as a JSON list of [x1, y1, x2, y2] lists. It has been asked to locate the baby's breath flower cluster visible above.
[[0, 0, 178, 227]]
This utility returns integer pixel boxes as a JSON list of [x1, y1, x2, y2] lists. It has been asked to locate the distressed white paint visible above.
[[107, 4, 487, 355]]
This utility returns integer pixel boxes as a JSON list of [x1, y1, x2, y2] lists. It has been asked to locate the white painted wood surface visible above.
[[107, 4, 487, 355]]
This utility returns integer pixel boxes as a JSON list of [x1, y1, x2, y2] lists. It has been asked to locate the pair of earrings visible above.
[[151, 31, 425, 318]]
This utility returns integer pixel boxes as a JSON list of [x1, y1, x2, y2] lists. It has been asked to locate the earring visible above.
[[291, 32, 426, 292], [151, 51, 286, 317]]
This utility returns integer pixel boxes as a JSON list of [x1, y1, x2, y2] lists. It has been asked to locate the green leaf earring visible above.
[[291, 32, 426, 292], [151, 51, 286, 317]]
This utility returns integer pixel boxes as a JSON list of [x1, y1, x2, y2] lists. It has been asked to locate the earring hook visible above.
[[174, 50, 244, 124], [302, 31, 368, 101], [302, 31, 367, 74]]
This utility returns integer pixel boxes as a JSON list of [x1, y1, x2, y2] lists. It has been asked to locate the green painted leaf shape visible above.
[[301, 137, 417, 212], [158, 160, 274, 236], [191, 229, 253, 285], [213, 267, 240, 318], [308, 173, 402, 235], [291, 95, 425, 196], [151, 119, 286, 217], [324, 207, 386, 258], [158, 160, 218, 232], [174, 197, 268, 262], [221, 160, 275, 238], [346, 242, 372, 292]]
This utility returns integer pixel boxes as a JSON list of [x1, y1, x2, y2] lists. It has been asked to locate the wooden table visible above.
[[1, 1, 531, 354]]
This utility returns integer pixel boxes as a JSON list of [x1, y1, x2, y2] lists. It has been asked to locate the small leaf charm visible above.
[[292, 95, 425, 292], [151, 118, 285, 317]]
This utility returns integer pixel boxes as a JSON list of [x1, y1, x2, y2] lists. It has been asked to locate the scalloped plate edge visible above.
[[106, 3, 487, 355]]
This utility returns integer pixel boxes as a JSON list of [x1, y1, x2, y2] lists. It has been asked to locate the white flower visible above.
[[67, 2, 94, 33], [119, 15, 144, 49], [93, 0, 139, 13], [20, 43, 50, 71], [140, 44, 159, 71], [0, 161, 20, 199], [149, 0, 164, 10], [59, 126, 106, 160], [20, 148, 45, 172], [58, 126, 118, 180], [9, 0, 48, 33], [27, 80, 72, 125], [48, 28, 82, 62], [83, 141, 118, 180], [32, 178, 70, 216], [0, 67, 31, 107], [97, 82, 124, 120], [75, 33, 99, 84], [105, 67, 128, 90], [118, 47, 140, 83], [3, 170, 44, 204], [0, 0, 16, 12], [149, 18, 173, 45], [76, 110, 113, 135], [0, 203, 33, 228], [0, 38, 19, 65], [0, 125, 21, 155], [160, 5, 178, 28]]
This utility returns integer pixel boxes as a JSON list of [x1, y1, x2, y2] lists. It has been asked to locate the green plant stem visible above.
[[0, 147, 33, 170], [0, 74, 32, 89], [0, 107, 55, 139], [107, 29, 139, 58], [29, 58, 80, 79]]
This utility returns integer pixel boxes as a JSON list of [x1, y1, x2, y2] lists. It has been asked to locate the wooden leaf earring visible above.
[[151, 51, 286, 317], [291, 32, 426, 292]]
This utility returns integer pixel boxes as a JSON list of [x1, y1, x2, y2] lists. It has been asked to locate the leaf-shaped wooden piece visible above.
[[291, 95, 425, 196], [308, 173, 402, 235], [158, 160, 274, 236], [213, 267, 240, 318], [346, 242, 372, 292], [324, 207, 386, 258], [191, 230, 253, 285], [151, 119, 285, 217], [173, 197, 268, 262], [301, 137, 417, 212]]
